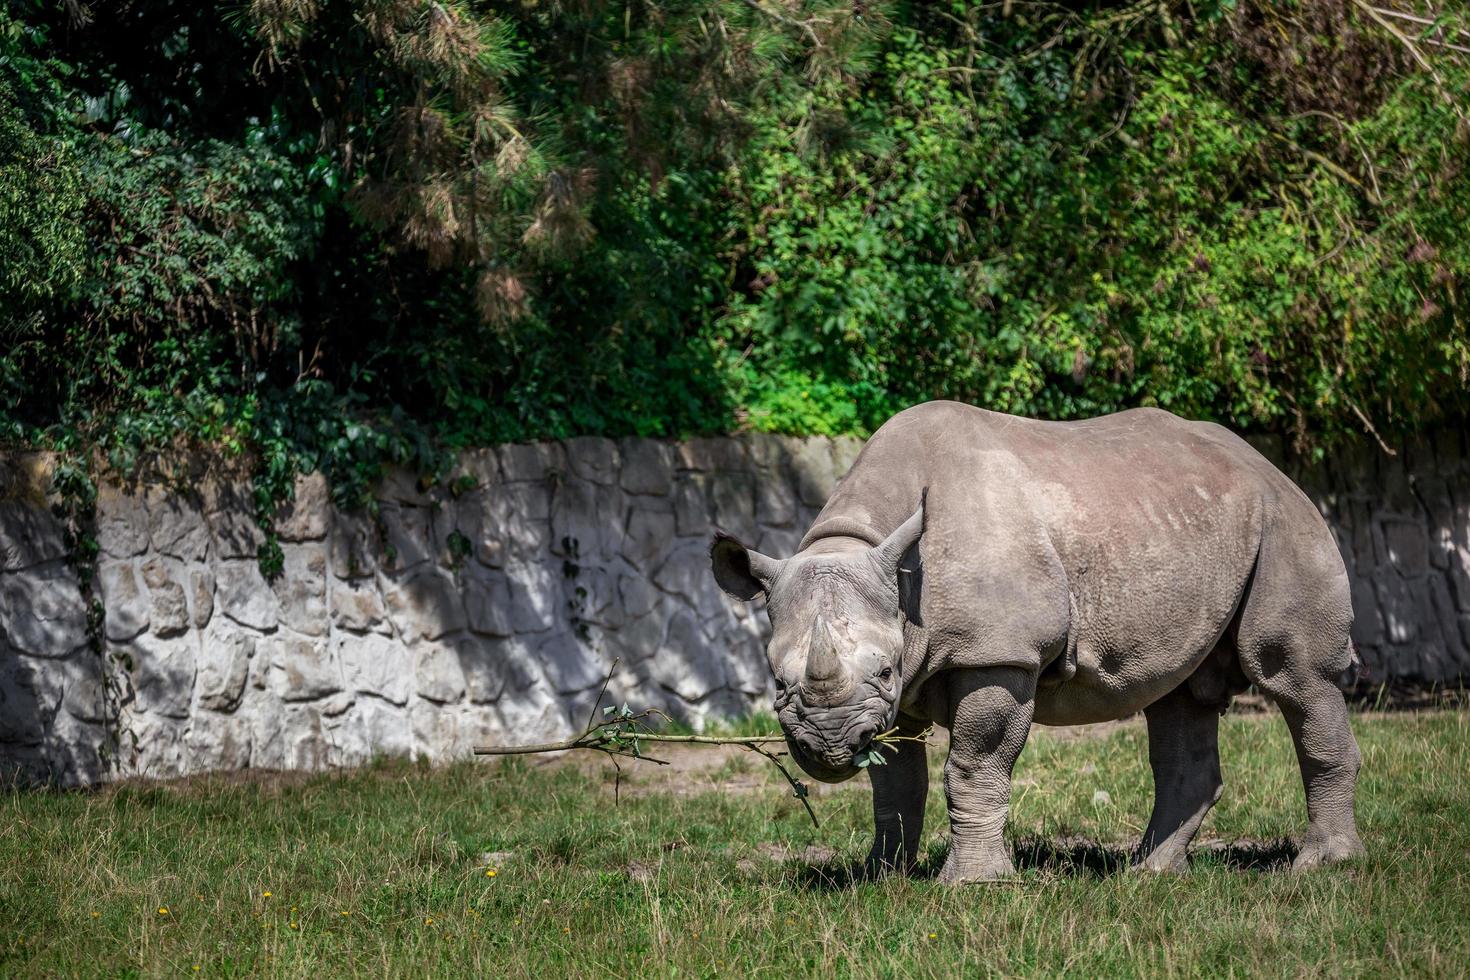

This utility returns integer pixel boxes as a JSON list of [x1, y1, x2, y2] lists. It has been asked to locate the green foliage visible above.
[[0, 0, 1466, 531]]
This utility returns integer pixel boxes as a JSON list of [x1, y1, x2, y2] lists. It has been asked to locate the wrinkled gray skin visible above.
[[711, 402, 1364, 883]]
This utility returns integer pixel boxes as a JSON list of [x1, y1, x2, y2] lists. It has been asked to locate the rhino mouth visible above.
[[785, 737, 862, 784]]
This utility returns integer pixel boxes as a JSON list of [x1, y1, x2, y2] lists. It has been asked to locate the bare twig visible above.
[[475, 662, 933, 830], [1347, 399, 1399, 457]]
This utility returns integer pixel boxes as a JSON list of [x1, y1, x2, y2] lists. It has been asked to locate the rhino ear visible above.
[[710, 532, 783, 601], [872, 489, 926, 580]]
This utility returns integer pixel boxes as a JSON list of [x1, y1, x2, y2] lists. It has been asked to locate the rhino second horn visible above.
[[803, 616, 848, 697]]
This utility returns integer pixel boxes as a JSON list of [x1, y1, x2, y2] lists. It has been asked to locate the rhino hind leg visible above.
[[1270, 673, 1366, 871], [1235, 583, 1365, 870], [1133, 686, 1225, 873]]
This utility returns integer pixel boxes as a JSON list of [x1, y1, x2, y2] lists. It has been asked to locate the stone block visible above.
[[1374, 575, 1418, 646], [383, 569, 467, 645], [280, 704, 333, 770], [356, 697, 414, 759], [611, 604, 668, 665], [378, 504, 434, 573], [709, 472, 756, 538], [126, 633, 197, 719], [275, 472, 330, 542], [672, 476, 710, 537], [624, 507, 675, 570], [674, 438, 748, 473], [1382, 517, 1430, 579], [463, 483, 552, 567], [498, 442, 565, 482], [330, 511, 380, 580], [618, 575, 660, 619], [375, 468, 436, 507], [0, 500, 67, 572], [141, 557, 190, 637], [198, 625, 253, 712], [0, 562, 87, 657], [455, 448, 501, 490], [619, 439, 673, 496], [94, 485, 150, 559], [203, 479, 265, 559], [651, 611, 726, 702], [536, 631, 607, 694], [551, 479, 624, 561], [60, 651, 108, 724], [98, 560, 149, 642], [738, 432, 787, 471], [565, 436, 620, 485], [125, 710, 187, 778], [0, 652, 63, 744], [185, 709, 252, 771], [453, 634, 520, 704], [568, 566, 621, 629], [337, 632, 412, 706], [410, 698, 459, 758], [465, 573, 515, 637], [652, 542, 715, 605], [272, 544, 328, 637], [504, 562, 559, 634], [146, 488, 209, 561], [755, 480, 797, 528], [414, 640, 468, 704], [332, 580, 389, 634], [495, 676, 572, 743], [784, 437, 836, 508], [216, 561, 281, 631], [270, 634, 340, 702], [191, 569, 215, 629]]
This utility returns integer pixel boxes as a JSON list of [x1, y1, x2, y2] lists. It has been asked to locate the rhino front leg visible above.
[[938, 666, 1036, 884], [865, 721, 929, 876]]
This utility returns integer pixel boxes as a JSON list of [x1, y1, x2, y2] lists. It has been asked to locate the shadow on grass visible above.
[[794, 835, 1297, 890]]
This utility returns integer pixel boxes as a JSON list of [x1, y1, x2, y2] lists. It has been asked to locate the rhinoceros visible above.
[[710, 402, 1364, 882]]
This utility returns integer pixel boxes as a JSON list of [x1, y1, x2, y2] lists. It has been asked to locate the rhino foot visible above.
[[1130, 847, 1190, 874], [937, 846, 1015, 884], [1291, 832, 1365, 872]]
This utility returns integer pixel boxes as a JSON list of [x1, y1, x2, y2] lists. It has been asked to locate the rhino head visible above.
[[708, 503, 924, 783]]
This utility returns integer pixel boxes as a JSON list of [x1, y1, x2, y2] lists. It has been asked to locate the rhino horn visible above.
[[803, 615, 848, 698]]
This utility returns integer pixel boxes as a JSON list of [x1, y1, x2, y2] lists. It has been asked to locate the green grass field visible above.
[[3, 711, 1467, 978]]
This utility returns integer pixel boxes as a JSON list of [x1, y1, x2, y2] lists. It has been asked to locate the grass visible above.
[[2, 711, 1468, 977]]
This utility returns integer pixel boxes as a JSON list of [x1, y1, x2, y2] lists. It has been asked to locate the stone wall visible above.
[[1, 427, 1466, 786]]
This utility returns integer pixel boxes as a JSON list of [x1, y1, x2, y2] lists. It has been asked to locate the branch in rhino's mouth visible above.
[[785, 737, 863, 784]]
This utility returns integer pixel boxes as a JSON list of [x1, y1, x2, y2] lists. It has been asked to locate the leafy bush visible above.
[[0, 0, 1466, 536]]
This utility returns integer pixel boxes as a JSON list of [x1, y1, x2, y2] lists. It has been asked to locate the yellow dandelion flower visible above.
[[290, 922, 299, 930], [157, 907, 169, 916], [425, 917, 435, 926], [340, 911, 350, 917], [485, 869, 497, 877], [90, 912, 100, 919], [562, 927, 571, 934], [262, 891, 272, 898], [193, 966, 200, 972], [928, 932, 937, 940]]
